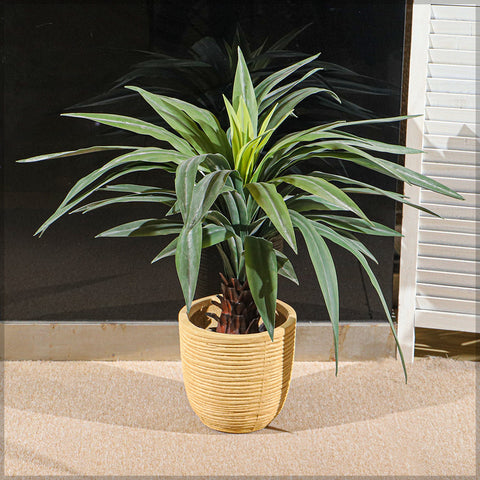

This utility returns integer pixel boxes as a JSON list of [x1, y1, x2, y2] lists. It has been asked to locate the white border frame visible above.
[[397, 1, 432, 363]]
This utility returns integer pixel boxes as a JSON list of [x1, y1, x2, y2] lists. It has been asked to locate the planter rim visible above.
[[178, 295, 296, 341]]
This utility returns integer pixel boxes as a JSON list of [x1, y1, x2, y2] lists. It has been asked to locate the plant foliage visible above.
[[19, 48, 463, 382], [72, 24, 392, 123]]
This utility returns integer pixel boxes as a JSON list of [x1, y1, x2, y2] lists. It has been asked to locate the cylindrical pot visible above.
[[178, 295, 296, 433]]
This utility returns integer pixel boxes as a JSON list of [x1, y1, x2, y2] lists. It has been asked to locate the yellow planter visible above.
[[178, 295, 296, 433]]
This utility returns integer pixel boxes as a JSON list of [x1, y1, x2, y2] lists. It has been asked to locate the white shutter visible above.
[[397, 1, 479, 362]]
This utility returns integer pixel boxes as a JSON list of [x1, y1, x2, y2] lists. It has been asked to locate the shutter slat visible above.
[[423, 147, 477, 163], [430, 19, 479, 35], [416, 296, 479, 315], [420, 203, 476, 220], [415, 310, 478, 333], [428, 64, 476, 80], [421, 162, 479, 179], [419, 230, 479, 248], [431, 5, 479, 21], [421, 190, 477, 208], [427, 77, 479, 94], [417, 257, 479, 275], [430, 33, 477, 50], [424, 119, 477, 135], [425, 92, 479, 109], [417, 269, 477, 288], [423, 133, 479, 151], [419, 217, 478, 234], [418, 243, 478, 261], [428, 48, 477, 65], [416, 282, 479, 301]]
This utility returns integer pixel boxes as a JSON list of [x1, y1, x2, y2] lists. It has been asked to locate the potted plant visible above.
[[19, 48, 462, 433]]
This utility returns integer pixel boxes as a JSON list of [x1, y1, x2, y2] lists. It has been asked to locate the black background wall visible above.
[[2, 1, 406, 321]]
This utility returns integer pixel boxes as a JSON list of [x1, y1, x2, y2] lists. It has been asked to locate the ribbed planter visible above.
[[178, 295, 296, 433]]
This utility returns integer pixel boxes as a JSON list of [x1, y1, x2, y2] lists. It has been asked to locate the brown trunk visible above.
[[206, 273, 263, 334]]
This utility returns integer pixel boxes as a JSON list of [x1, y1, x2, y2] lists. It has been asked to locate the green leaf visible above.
[[175, 154, 226, 222], [96, 218, 182, 238], [151, 224, 234, 264], [314, 215, 401, 237], [274, 174, 370, 221], [101, 184, 174, 195], [308, 218, 377, 263], [151, 238, 177, 263], [216, 243, 235, 279], [201, 224, 235, 247], [72, 194, 175, 214], [358, 254, 408, 382], [223, 95, 243, 158], [286, 195, 341, 212], [36, 148, 185, 236], [233, 47, 258, 134], [292, 210, 407, 382], [236, 128, 275, 181], [187, 169, 231, 226], [318, 146, 463, 200], [321, 114, 420, 131], [311, 172, 442, 218], [126, 86, 213, 154], [275, 250, 299, 285], [258, 67, 323, 114], [290, 211, 339, 375], [254, 53, 320, 103], [61, 113, 196, 155], [17, 145, 138, 163], [244, 236, 278, 340], [175, 222, 203, 312], [136, 92, 231, 159], [246, 182, 297, 252], [266, 87, 339, 130]]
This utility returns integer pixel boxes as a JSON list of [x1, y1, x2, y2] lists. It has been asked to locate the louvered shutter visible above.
[[397, 1, 479, 362]]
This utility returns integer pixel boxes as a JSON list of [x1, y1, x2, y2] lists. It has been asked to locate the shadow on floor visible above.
[[6, 442, 81, 475], [6, 359, 471, 435]]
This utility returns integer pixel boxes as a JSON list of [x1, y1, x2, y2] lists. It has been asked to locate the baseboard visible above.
[[2, 321, 396, 361]]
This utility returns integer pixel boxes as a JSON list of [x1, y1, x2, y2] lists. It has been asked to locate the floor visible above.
[[4, 357, 476, 477]]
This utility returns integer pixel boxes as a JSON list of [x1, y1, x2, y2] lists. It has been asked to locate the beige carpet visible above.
[[4, 358, 476, 477]]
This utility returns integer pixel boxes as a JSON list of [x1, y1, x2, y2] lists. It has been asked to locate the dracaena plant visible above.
[[19, 48, 462, 381]]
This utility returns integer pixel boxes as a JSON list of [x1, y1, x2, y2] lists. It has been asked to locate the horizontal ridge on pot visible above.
[[179, 295, 296, 433]]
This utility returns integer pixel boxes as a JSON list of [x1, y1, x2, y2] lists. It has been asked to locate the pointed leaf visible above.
[[233, 47, 258, 134], [315, 215, 401, 237], [275, 250, 299, 285], [175, 222, 203, 312], [244, 236, 278, 340], [246, 182, 297, 252], [152, 238, 178, 263], [17, 145, 137, 163], [126, 86, 212, 154], [73, 194, 175, 214], [61, 113, 196, 155], [254, 53, 320, 103], [36, 148, 184, 236], [318, 145, 463, 200], [188, 169, 231, 225], [96, 218, 182, 238], [290, 211, 339, 375], [275, 174, 370, 221]]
